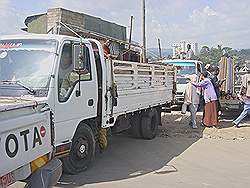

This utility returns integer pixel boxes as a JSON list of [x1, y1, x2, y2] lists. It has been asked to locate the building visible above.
[[23, 8, 140, 60], [172, 41, 199, 59], [24, 8, 126, 41]]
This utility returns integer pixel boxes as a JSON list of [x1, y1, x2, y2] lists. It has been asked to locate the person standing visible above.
[[183, 74, 200, 129], [210, 66, 226, 116], [102, 40, 111, 58], [233, 95, 250, 128], [204, 64, 212, 77], [186, 44, 195, 60], [192, 71, 219, 127], [233, 64, 250, 127]]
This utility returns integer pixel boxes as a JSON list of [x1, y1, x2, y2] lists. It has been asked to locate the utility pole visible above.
[[141, 0, 146, 63], [128, 15, 134, 50], [158, 38, 162, 58]]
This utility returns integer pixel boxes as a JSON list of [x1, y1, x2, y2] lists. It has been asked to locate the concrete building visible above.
[[23, 8, 129, 57], [172, 41, 199, 59]]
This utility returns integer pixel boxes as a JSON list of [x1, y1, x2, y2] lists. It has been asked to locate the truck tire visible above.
[[156, 107, 162, 126], [141, 109, 159, 139], [62, 123, 95, 174], [130, 113, 142, 138]]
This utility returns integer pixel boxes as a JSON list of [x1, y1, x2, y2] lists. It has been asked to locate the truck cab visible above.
[[158, 59, 203, 104], [0, 34, 99, 142], [0, 35, 64, 187]]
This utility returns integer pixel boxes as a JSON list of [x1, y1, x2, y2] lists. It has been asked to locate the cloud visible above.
[[147, 2, 250, 49], [189, 6, 217, 25], [48, 0, 250, 49], [0, 0, 25, 35], [189, 3, 250, 49], [1, 0, 249, 49], [48, 0, 188, 48]]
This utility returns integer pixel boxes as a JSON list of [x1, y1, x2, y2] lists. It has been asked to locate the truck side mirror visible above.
[[73, 44, 87, 74]]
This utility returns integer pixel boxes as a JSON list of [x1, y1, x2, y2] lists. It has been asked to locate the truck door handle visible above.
[[88, 99, 94, 106]]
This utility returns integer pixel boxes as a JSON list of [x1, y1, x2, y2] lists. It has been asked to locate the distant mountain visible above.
[[147, 48, 172, 60]]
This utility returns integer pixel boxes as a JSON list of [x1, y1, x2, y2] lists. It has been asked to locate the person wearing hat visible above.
[[183, 74, 200, 129], [192, 71, 219, 127], [233, 63, 250, 127]]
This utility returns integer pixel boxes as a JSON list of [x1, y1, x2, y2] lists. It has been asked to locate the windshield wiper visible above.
[[0, 80, 36, 95]]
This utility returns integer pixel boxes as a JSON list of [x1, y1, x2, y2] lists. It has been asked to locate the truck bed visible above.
[[111, 60, 175, 115]]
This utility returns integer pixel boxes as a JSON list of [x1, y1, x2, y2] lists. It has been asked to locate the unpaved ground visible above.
[[11, 111, 250, 188], [160, 111, 250, 141]]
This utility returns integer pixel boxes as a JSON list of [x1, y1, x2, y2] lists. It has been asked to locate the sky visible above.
[[0, 0, 250, 49]]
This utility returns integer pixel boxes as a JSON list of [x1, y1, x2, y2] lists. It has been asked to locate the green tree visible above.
[[198, 45, 249, 66]]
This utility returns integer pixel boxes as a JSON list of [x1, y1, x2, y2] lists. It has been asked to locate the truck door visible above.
[[87, 39, 114, 128], [54, 41, 98, 144]]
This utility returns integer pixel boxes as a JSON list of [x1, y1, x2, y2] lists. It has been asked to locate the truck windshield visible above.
[[167, 62, 196, 77], [162, 61, 196, 85], [0, 39, 57, 97]]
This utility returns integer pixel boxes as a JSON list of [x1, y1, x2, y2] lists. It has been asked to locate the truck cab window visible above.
[[58, 43, 92, 102], [58, 44, 73, 102]]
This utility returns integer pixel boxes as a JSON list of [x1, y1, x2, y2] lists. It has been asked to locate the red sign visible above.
[[40, 126, 46, 138], [0, 43, 22, 49]]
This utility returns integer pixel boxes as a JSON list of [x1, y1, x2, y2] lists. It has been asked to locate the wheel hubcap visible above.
[[79, 144, 86, 154], [75, 138, 89, 159]]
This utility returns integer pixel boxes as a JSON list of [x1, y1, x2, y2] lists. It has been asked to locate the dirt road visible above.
[[11, 112, 250, 188]]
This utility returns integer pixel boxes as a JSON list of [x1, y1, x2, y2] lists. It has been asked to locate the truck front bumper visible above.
[[172, 94, 184, 105]]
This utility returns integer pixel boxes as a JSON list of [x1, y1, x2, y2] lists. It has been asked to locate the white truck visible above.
[[0, 98, 62, 187], [151, 59, 203, 105], [0, 34, 175, 176]]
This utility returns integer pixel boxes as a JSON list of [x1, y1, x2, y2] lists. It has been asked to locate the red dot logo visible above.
[[40, 126, 46, 138]]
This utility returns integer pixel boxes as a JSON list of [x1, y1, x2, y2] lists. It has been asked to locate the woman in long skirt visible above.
[[192, 71, 219, 127]]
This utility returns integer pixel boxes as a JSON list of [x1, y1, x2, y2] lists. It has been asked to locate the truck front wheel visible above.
[[62, 123, 95, 174]]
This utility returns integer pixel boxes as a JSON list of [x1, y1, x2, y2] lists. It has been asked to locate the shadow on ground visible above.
[[56, 111, 249, 188], [56, 115, 205, 187]]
